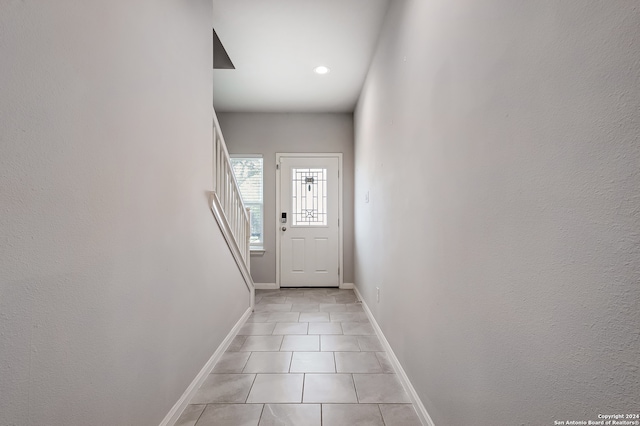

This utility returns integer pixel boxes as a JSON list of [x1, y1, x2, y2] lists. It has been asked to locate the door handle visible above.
[[282, 227, 287, 231]]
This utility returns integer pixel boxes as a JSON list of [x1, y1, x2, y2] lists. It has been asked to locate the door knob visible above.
[[282, 226, 287, 231]]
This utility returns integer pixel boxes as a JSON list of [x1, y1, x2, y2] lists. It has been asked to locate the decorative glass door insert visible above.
[[291, 168, 327, 226]]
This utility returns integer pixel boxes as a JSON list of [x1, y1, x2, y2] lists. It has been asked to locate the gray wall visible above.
[[217, 113, 355, 285], [354, 1, 640, 425], [0, 2, 249, 425]]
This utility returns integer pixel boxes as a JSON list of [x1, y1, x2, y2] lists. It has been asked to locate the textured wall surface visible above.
[[0, 1, 249, 425], [354, 1, 640, 425], [218, 113, 355, 285]]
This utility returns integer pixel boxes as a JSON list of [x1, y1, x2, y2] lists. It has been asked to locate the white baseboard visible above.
[[254, 283, 278, 290], [353, 286, 436, 426], [340, 282, 354, 289], [159, 307, 252, 426]]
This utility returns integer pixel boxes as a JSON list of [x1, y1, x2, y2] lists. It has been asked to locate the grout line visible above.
[[351, 373, 360, 403], [378, 404, 387, 426], [240, 351, 252, 374], [245, 373, 259, 403], [240, 358, 252, 375], [278, 334, 284, 351], [373, 350, 383, 371], [192, 404, 206, 426], [258, 404, 266, 425]]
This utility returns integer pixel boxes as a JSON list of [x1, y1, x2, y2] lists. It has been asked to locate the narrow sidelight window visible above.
[[230, 155, 264, 248]]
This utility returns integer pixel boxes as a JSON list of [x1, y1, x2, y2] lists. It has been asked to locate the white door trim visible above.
[[275, 153, 343, 288]]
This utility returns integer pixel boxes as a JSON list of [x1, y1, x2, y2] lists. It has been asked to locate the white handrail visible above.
[[212, 112, 251, 270]]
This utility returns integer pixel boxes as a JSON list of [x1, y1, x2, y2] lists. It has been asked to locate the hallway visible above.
[[175, 288, 422, 425]]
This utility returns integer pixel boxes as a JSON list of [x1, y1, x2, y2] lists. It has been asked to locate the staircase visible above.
[[210, 111, 255, 308]]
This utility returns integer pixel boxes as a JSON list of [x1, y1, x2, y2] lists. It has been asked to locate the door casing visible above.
[[275, 153, 343, 288]]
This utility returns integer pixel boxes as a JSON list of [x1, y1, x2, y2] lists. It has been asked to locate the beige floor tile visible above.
[[379, 404, 422, 426], [346, 303, 365, 312], [190, 374, 255, 404], [325, 289, 354, 296], [258, 296, 287, 304], [238, 322, 277, 336], [330, 312, 368, 322], [195, 404, 263, 426], [240, 335, 284, 352], [375, 352, 395, 373], [308, 322, 342, 335], [342, 322, 375, 335], [227, 335, 248, 352], [335, 352, 382, 373], [290, 352, 335, 373], [291, 303, 319, 312], [320, 335, 360, 351], [353, 374, 411, 403], [266, 312, 300, 323], [280, 335, 319, 351], [334, 296, 359, 304], [299, 312, 330, 322], [188, 288, 421, 425], [272, 322, 308, 335], [254, 304, 293, 312], [246, 374, 304, 403], [321, 404, 384, 426], [258, 404, 321, 426], [285, 296, 313, 304], [357, 336, 384, 351], [246, 312, 271, 323], [212, 352, 251, 373], [174, 404, 205, 426], [305, 295, 337, 303], [319, 303, 347, 312], [243, 352, 292, 373], [302, 374, 357, 403]]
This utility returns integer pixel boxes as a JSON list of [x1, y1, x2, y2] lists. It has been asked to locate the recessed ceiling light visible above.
[[314, 66, 330, 75]]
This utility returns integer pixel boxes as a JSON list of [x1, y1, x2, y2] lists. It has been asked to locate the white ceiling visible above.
[[212, 0, 390, 113]]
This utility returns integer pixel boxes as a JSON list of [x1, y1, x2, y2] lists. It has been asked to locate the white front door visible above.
[[277, 155, 341, 287]]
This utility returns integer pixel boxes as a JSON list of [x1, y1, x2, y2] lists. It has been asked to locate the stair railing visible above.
[[211, 111, 253, 295]]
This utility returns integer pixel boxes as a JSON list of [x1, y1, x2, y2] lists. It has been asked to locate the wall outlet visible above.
[[376, 287, 380, 302]]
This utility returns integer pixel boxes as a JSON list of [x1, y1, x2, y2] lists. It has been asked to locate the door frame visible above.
[[275, 153, 343, 288]]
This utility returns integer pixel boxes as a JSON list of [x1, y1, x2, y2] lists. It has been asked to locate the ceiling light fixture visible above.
[[314, 66, 330, 75]]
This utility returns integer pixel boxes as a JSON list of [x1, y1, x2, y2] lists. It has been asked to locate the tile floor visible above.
[[175, 288, 422, 426]]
